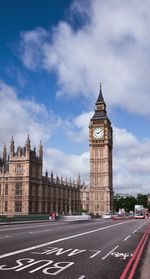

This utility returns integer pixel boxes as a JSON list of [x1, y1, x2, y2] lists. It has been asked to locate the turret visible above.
[[10, 136, 14, 157], [77, 174, 81, 186], [38, 141, 43, 160], [25, 134, 30, 152], [3, 143, 7, 162], [51, 171, 53, 182], [25, 134, 30, 159]]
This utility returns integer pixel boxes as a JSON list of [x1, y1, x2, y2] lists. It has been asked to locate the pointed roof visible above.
[[96, 83, 104, 104], [3, 143, 6, 150], [39, 140, 43, 149], [11, 136, 14, 143], [91, 84, 107, 120], [26, 134, 30, 145]]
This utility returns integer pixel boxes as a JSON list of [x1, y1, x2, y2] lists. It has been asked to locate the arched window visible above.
[[15, 182, 22, 196]]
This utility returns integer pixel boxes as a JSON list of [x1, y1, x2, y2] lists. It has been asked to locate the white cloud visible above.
[[20, 27, 49, 70], [67, 111, 93, 142], [113, 126, 150, 194], [19, 0, 150, 115], [44, 148, 89, 184], [113, 127, 138, 148], [0, 81, 59, 149]]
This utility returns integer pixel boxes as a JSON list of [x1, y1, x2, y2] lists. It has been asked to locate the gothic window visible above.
[[35, 185, 38, 196], [35, 201, 38, 212], [15, 182, 22, 196], [42, 201, 45, 213], [95, 192, 99, 200], [29, 184, 32, 196], [36, 168, 39, 177], [95, 204, 99, 210], [29, 201, 32, 213], [4, 201, 8, 212], [5, 184, 8, 196], [42, 187, 45, 197], [15, 201, 22, 212]]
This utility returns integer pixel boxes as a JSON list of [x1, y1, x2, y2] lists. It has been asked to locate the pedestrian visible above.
[[51, 211, 56, 221], [49, 212, 52, 221]]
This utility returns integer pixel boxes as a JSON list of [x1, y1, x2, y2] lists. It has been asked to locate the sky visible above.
[[0, 0, 150, 195]]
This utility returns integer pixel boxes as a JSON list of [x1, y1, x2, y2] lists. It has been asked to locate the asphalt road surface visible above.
[[0, 218, 149, 279]]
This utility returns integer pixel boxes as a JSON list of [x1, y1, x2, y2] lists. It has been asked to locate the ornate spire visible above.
[[91, 84, 107, 120], [10, 136, 14, 155], [77, 174, 81, 186], [51, 171, 53, 181], [11, 136, 14, 143], [26, 134, 30, 145], [96, 83, 104, 104], [3, 143, 7, 161], [25, 134, 30, 155], [38, 141, 43, 159]]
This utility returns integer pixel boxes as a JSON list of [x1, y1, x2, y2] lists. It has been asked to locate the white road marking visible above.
[[111, 252, 133, 260], [89, 250, 101, 258], [101, 245, 119, 260], [0, 221, 130, 259], [28, 229, 53, 234], [78, 276, 86, 279], [123, 235, 130, 241], [132, 229, 137, 234], [0, 235, 13, 240], [0, 224, 49, 232]]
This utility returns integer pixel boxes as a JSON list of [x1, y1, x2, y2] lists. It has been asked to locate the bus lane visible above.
[[0, 220, 149, 279]]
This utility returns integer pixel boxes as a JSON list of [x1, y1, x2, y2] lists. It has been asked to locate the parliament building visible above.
[[0, 86, 113, 216]]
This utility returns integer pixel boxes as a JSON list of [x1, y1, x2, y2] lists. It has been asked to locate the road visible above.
[[0, 218, 149, 279]]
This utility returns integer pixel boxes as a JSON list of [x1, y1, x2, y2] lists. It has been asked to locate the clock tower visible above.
[[89, 85, 114, 215]]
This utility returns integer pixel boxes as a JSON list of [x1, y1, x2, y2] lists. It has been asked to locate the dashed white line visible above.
[[89, 250, 101, 258], [132, 229, 137, 234], [123, 235, 131, 241], [78, 276, 86, 279], [101, 245, 119, 260], [29, 229, 53, 234]]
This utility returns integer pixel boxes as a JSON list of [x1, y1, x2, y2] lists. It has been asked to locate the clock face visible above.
[[93, 127, 104, 139]]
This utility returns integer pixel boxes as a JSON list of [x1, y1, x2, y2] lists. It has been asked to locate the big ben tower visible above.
[[89, 85, 114, 215]]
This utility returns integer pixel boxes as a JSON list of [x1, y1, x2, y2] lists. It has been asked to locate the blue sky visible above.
[[1, 0, 150, 195]]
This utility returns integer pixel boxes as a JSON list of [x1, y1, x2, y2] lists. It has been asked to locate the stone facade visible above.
[[89, 86, 114, 215], [0, 136, 86, 216]]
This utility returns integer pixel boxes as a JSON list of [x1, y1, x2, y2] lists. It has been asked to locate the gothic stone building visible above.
[[0, 136, 85, 216], [89, 85, 114, 215]]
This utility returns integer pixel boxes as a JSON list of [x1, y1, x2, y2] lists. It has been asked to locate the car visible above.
[[102, 213, 112, 219], [134, 214, 145, 219]]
